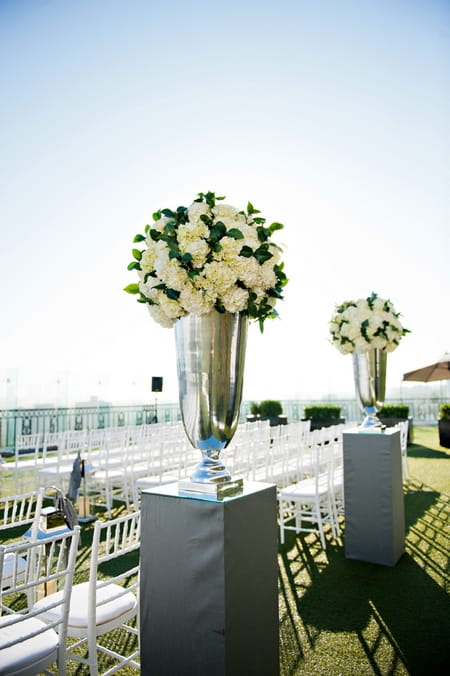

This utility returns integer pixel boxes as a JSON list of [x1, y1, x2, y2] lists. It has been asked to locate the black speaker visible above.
[[152, 377, 163, 393]]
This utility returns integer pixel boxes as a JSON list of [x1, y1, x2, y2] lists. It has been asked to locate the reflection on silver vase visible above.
[[175, 310, 248, 484], [352, 349, 387, 429]]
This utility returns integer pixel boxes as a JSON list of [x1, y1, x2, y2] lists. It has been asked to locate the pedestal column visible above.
[[140, 481, 279, 676], [343, 429, 405, 566]]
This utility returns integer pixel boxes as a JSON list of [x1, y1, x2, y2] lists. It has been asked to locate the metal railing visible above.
[[0, 397, 445, 451]]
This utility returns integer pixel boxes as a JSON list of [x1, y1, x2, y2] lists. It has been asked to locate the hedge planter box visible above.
[[246, 415, 288, 427], [304, 417, 346, 431], [379, 417, 414, 445], [438, 419, 450, 448]]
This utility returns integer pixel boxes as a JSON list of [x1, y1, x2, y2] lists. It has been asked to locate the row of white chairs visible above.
[[0, 489, 141, 675], [278, 425, 345, 549], [4, 419, 408, 523]]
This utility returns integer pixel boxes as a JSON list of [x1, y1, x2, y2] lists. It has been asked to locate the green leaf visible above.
[[152, 211, 161, 221], [166, 288, 180, 300], [269, 221, 284, 233], [254, 245, 273, 264], [123, 283, 140, 294], [145, 224, 151, 233], [127, 261, 141, 271], [169, 250, 180, 260], [133, 233, 146, 243], [210, 221, 226, 241], [240, 246, 253, 258], [247, 201, 261, 215], [161, 208, 175, 218], [132, 248, 142, 261], [181, 252, 193, 263], [227, 228, 244, 240], [257, 226, 269, 242]]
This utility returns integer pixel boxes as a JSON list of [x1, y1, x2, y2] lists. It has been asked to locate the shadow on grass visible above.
[[407, 445, 450, 459], [278, 483, 450, 676]]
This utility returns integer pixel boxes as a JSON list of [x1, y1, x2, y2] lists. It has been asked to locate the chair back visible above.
[[0, 488, 44, 540], [0, 527, 80, 676], [86, 511, 141, 644]]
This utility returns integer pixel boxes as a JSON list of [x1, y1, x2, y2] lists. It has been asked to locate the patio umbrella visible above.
[[403, 352, 450, 382]]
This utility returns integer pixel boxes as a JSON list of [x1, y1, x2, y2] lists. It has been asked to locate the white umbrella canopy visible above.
[[403, 353, 450, 382]]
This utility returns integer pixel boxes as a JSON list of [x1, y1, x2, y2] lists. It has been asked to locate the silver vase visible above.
[[175, 310, 248, 485], [352, 349, 387, 429]]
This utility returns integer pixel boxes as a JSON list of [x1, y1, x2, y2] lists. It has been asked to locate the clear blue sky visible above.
[[1, 0, 449, 407]]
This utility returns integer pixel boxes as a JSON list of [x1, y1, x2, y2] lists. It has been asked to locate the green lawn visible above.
[[278, 426, 450, 676], [1, 426, 449, 674]]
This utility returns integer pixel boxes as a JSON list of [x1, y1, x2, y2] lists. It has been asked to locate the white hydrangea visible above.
[[213, 236, 243, 263], [212, 203, 240, 221], [234, 257, 260, 288], [187, 201, 210, 224], [179, 285, 213, 315], [329, 294, 408, 354], [127, 193, 286, 329], [222, 286, 249, 313]]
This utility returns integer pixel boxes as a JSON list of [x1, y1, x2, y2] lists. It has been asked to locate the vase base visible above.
[[178, 477, 244, 500]]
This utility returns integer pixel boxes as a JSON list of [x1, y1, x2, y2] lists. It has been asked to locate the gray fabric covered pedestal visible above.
[[343, 429, 405, 566], [140, 481, 279, 676]]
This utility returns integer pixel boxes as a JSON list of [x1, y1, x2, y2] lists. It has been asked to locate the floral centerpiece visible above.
[[329, 292, 409, 355], [125, 191, 287, 330], [125, 190, 287, 489], [329, 292, 410, 429]]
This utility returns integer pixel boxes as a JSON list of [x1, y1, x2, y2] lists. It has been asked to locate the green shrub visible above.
[[303, 405, 341, 421], [250, 401, 261, 415], [439, 403, 450, 420], [378, 404, 410, 418], [259, 400, 283, 417]]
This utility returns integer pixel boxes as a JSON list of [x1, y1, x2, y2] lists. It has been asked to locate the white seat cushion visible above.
[[0, 613, 58, 675], [34, 580, 137, 630]]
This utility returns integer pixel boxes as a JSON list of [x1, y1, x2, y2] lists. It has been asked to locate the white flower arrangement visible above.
[[125, 191, 287, 330], [329, 292, 410, 355]]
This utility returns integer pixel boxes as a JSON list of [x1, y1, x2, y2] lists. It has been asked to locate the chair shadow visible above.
[[278, 484, 450, 675]]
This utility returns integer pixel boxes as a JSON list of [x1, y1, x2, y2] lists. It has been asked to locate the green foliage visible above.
[[304, 404, 342, 421], [378, 404, 410, 418], [250, 401, 261, 415], [259, 400, 283, 417], [439, 403, 450, 419]]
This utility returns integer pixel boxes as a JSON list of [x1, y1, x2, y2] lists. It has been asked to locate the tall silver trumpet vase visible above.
[[175, 310, 248, 489], [352, 349, 387, 430]]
